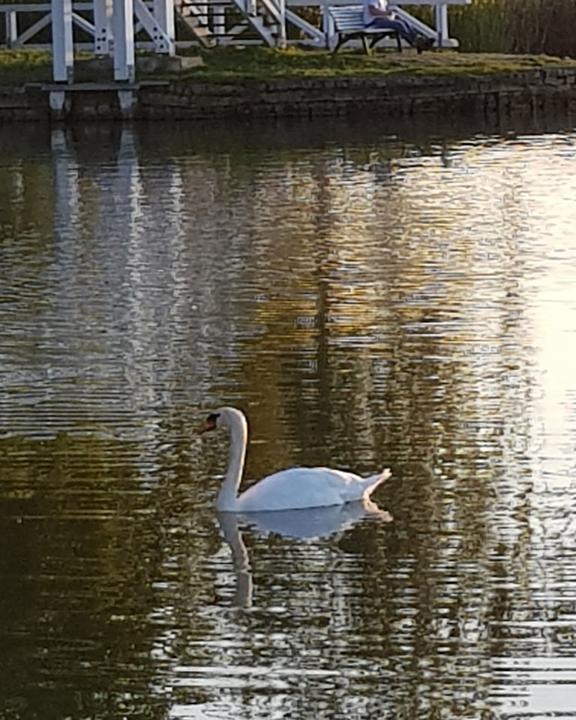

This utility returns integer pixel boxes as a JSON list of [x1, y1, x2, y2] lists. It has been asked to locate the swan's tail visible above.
[[363, 468, 391, 498]]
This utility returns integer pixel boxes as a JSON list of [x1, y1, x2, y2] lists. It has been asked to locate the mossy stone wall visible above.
[[1, 68, 576, 122]]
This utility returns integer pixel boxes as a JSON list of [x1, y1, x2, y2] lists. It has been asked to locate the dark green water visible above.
[[1, 119, 576, 720]]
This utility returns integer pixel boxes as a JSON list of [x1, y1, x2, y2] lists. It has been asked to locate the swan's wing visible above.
[[237, 467, 385, 512]]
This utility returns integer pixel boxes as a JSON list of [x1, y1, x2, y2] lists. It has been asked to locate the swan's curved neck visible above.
[[217, 414, 247, 511]]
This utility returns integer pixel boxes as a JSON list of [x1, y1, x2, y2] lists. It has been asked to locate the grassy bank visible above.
[[0, 49, 53, 84], [2, 47, 576, 87], [185, 46, 576, 80]]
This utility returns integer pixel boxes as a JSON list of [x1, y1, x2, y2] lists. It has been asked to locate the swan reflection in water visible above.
[[216, 498, 392, 608]]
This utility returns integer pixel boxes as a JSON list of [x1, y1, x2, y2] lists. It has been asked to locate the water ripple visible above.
[[1, 122, 576, 719]]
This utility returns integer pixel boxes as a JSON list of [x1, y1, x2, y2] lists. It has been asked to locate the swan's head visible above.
[[200, 407, 247, 435]]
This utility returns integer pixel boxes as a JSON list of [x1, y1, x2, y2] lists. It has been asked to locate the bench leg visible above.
[[369, 36, 381, 52], [362, 35, 370, 55], [369, 32, 402, 54]]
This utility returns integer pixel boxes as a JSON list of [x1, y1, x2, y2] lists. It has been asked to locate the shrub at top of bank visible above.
[[446, 0, 576, 56]]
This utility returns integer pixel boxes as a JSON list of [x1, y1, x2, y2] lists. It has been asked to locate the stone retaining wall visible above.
[[2, 67, 576, 122]]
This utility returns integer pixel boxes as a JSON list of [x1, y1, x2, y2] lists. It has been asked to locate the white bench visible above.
[[328, 5, 402, 53]]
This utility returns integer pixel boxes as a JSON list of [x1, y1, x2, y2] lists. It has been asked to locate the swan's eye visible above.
[[200, 413, 220, 434]]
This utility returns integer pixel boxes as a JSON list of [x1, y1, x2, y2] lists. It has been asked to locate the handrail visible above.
[[0, 1, 173, 53]]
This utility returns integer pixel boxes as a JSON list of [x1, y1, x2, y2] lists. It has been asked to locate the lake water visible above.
[[1, 116, 576, 720]]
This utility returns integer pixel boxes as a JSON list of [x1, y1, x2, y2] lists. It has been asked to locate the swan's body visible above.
[[201, 407, 390, 512]]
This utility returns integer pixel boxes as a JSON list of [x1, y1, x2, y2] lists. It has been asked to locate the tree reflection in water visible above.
[[1, 119, 576, 719]]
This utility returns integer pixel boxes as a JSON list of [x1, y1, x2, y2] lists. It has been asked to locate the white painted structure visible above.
[[51, 0, 74, 81], [0, 0, 470, 82]]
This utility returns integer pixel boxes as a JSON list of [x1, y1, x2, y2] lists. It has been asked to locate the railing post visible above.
[[277, 0, 287, 48], [434, 1, 448, 47], [5, 10, 17, 49], [113, 0, 135, 82], [94, 0, 113, 55], [51, 0, 74, 82], [322, 0, 333, 49], [154, 0, 176, 54]]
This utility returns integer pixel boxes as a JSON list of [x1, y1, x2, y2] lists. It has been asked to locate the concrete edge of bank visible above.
[[1, 67, 576, 122]]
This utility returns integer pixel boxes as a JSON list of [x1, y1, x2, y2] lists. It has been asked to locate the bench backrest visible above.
[[329, 5, 365, 31]]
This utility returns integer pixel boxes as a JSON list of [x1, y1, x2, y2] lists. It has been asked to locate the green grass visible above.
[[0, 50, 53, 84], [179, 46, 576, 81], [2, 47, 576, 87]]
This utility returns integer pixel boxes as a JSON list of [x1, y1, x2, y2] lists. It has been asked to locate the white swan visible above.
[[200, 407, 391, 512]]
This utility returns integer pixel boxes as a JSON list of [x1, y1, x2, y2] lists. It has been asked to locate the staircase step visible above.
[[176, 12, 215, 47]]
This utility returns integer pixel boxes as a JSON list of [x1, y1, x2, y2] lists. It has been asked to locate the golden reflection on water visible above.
[[1, 122, 576, 720]]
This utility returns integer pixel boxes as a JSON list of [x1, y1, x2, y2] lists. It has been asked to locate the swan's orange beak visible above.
[[199, 414, 218, 434]]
